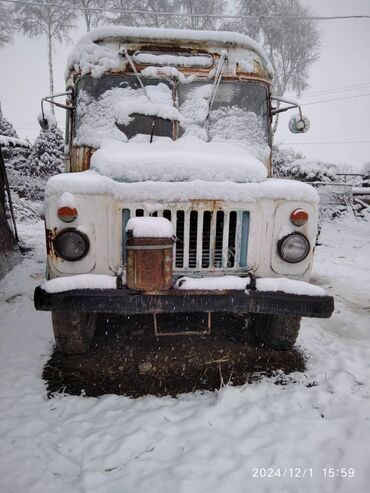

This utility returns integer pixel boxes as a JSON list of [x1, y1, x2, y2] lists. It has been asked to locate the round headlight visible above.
[[54, 229, 89, 261], [278, 233, 310, 263]]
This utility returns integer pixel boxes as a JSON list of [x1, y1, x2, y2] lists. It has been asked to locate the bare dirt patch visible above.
[[43, 314, 306, 398]]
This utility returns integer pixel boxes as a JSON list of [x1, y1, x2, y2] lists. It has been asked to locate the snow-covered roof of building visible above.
[[0, 135, 31, 148], [66, 26, 273, 80]]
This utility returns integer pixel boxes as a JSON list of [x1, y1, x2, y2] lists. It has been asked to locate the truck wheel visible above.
[[51, 311, 97, 354], [245, 314, 301, 351]]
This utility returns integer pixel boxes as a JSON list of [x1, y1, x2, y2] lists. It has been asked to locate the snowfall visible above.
[[0, 212, 370, 493]]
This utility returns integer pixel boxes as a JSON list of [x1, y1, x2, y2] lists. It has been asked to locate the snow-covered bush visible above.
[[273, 146, 337, 182], [28, 123, 64, 178], [272, 146, 304, 178], [6, 169, 46, 203]]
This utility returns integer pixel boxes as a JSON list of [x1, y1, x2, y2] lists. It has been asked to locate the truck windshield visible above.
[[75, 74, 269, 149], [178, 81, 269, 146]]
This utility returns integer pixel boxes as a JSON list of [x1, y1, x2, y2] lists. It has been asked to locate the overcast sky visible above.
[[0, 0, 370, 170]]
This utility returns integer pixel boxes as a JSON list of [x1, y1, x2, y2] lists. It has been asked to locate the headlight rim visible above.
[[277, 232, 310, 264], [54, 228, 90, 262]]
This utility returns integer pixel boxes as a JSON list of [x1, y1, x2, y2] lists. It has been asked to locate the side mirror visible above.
[[38, 113, 50, 130], [289, 114, 310, 134], [38, 91, 74, 130], [37, 111, 56, 131]]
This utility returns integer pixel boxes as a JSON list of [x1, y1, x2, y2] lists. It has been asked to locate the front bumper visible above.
[[34, 286, 334, 318]]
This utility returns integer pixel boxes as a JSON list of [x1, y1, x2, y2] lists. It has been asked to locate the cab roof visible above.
[[66, 26, 273, 81]]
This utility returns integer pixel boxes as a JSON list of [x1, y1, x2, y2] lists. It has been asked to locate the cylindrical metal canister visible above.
[[126, 237, 174, 291]]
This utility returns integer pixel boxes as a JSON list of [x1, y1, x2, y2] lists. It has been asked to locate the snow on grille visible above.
[[122, 207, 250, 272]]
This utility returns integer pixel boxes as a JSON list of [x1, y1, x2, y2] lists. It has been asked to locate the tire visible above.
[[245, 314, 301, 351], [51, 311, 97, 354]]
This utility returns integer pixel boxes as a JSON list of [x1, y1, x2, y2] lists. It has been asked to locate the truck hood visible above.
[[90, 136, 268, 183]]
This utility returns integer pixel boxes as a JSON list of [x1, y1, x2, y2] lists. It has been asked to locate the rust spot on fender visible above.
[[46, 227, 58, 259]]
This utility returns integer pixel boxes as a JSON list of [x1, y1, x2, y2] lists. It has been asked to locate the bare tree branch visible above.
[[73, 0, 104, 32], [14, 0, 76, 114], [225, 0, 320, 134], [0, 1, 14, 47]]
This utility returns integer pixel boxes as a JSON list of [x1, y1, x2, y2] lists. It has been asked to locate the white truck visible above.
[[34, 27, 334, 354]]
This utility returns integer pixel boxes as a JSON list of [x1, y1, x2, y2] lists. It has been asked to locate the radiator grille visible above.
[[122, 207, 249, 272]]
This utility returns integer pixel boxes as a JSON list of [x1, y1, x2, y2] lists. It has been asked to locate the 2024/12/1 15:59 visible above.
[[252, 468, 355, 478]]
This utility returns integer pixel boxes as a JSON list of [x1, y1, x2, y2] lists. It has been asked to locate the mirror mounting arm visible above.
[[41, 91, 75, 119], [270, 96, 303, 118]]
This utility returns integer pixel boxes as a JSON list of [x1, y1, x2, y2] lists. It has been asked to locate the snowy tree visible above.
[[226, 0, 320, 133], [134, 0, 176, 28], [28, 121, 64, 179], [107, 0, 173, 28], [177, 0, 226, 30], [107, 0, 226, 29], [15, 0, 76, 115], [0, 1, 13, 47], [0, 103, 17, 139], [0, 105, 34, 201], [74, 0, 103, 32], [0, 103, 29, 169]]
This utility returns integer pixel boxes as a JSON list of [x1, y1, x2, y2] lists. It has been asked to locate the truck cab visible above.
[[34, 27, 334, 354]]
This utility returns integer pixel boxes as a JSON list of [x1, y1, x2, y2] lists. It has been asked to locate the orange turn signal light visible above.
[[57, 206, 78, 223], [290, 208, 308, 226]]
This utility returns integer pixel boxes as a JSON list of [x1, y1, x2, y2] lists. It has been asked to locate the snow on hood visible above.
[[90, 137, 268, 183], [46, 172, 319, 204]]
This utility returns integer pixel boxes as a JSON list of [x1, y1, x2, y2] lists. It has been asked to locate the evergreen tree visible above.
[[28, 122, 64, 178], [0, 103, 28, 171], [0, 103, 17, 138]]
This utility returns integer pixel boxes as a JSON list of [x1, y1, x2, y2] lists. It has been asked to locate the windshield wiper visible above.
[[150, 116, 157, 144], [121, 47, 150, 99], [205, 50, 228, 124], [121, 48, 158, 143]]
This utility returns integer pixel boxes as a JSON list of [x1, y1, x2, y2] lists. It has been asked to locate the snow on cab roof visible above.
[[66, 26, 273, 80]]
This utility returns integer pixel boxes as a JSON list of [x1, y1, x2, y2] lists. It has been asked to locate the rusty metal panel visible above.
[[126, 237, 174, 291], [70, 146, 95, 172], [45, 227, 58, 258]]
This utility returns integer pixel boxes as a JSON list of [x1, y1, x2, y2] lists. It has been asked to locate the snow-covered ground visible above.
[[0, 213, 369, 493]]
